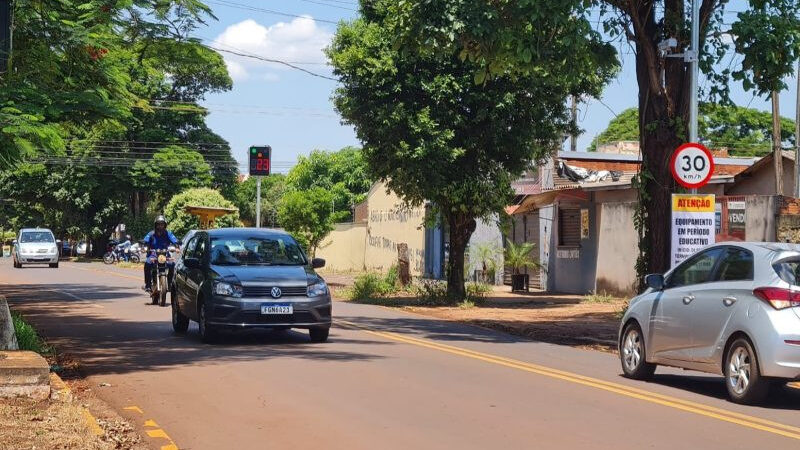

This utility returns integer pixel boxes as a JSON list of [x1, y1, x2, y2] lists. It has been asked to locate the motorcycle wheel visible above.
[[103, 252, 115, 265], [129, 253, 140, 263], [159, 275, 168, 306]]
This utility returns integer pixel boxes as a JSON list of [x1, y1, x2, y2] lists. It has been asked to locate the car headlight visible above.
[[214, 282, 243, 298], [307, 281, 328, 297]]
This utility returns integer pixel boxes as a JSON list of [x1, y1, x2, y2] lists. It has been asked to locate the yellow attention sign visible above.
[[672, 194, 715, 213]]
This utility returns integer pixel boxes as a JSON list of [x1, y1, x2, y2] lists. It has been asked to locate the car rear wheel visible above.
[[49, 262, 58, 268], [620, 322, 656, 380], [309, 327, 329, 343], [172, 299, 189, 334], [725, 337, 770, 404]]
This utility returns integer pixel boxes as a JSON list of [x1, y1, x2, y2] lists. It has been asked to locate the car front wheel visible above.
[[309, 327, 329, 343], [620, 322, 656, 380], [198, 300, 217, 344], [725, 337, 770, 404]]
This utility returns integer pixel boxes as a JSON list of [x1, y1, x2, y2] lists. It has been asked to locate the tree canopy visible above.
[[278, 188, 337, 258], [285, 146, 373, 222], [0, 1, 238, 252], [590, 105, 797, 156], [328, 0, 617, 298], [164, 188, 242, 238]]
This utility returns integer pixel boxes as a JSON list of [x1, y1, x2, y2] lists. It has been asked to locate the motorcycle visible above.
[[149, 246, 176, 307], [102, 243, 140, 264]]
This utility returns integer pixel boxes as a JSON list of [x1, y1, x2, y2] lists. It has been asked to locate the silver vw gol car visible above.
[[619, 242, 800, 404], [172, 228, 332, 343]]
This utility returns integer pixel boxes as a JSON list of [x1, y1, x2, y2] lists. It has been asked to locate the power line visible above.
[[204, 45, 338, 81], [292, 0, 356, 12], [205, 0, 340, 24]]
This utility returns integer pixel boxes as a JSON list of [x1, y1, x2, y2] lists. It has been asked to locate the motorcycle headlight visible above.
[[157, 254, 167, 264], [214, 282, 243, 298], [307, 281, 328, 297]]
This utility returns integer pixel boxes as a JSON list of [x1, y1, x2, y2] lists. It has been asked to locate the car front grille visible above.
[[240, 311, 317, 324], [242, 286, 307, 297]]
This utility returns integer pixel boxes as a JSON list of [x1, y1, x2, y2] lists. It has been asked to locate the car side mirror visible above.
[[11, 240, 16, 245], [184, 257, 201, 269], [311, 258, 326, 269], [645, 273, 665, 291]]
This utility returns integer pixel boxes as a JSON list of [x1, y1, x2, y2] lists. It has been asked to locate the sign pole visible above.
[[255, 176, 262, 228], [688, 0, 700, 194]]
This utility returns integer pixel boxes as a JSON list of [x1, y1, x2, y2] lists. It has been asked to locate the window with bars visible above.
[[558, 207, 581, 247]]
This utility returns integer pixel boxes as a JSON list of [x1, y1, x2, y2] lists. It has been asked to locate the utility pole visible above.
[[255, 177, 261, 227], [570, 95, 578, 152], [773, 90, 784, 195], [795, 61, 800, 197], [688, 0, 700, 193]]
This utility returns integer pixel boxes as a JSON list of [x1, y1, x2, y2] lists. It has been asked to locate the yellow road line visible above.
[[336, 319, 800, 441], [125, 404, 179, 450], [81, 408, 104, 437], [66, 263, 141, 281]]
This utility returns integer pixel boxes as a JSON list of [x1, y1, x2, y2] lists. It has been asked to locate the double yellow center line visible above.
[[337, 319, 800, 441]]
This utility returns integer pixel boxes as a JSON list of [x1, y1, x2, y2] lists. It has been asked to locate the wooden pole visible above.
[[773, 90, 784, 195]]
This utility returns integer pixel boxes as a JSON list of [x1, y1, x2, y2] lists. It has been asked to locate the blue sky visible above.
[[197, 1, 799, 173]]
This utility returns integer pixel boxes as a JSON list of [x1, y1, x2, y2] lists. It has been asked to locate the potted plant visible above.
[[504, 239, 540, 292]]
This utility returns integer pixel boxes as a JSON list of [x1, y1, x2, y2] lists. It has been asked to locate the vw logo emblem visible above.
[[270, 287, 282, 298]]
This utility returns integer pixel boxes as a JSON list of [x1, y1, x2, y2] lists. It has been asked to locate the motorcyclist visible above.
[[116, 235, 132, 262], [142, 216, 179, 294]]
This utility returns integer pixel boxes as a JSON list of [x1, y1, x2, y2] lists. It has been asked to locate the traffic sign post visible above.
[[670, 142, 713, 191], [249, 146, 272, 228], [670, 142, 715, 265]]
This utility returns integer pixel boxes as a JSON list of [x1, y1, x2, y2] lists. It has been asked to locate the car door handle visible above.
[[723, 296, 737, 307], [682, 295, 695, 305]]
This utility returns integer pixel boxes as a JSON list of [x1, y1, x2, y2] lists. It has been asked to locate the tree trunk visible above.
[[446, 211, 476, 300]]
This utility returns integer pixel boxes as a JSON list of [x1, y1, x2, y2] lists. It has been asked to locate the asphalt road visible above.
[[3, 259, 800, 449]]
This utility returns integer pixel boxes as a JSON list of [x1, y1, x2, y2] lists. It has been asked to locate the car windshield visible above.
[[210, 235, 306, 266], [20, 231, 54, 243]]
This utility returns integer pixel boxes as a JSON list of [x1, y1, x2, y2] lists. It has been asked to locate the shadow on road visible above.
[[2, 283, 390, 378], [632, 374, 800, 411], [337, 314, 529, 344]]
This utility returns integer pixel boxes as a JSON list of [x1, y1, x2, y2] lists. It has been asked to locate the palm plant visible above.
[[504, 239, 540, 275], [473, 242, 500, 280]]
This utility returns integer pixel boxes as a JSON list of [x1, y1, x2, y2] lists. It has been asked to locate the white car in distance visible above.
[[13, 228, 59, 269]]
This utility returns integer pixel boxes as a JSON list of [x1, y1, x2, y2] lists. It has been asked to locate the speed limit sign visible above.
[[670, 143, 714, 189]]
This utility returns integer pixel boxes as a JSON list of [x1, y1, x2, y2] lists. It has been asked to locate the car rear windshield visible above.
[[20, 231, 54, 243], [774, 259, 800, 285], [210, 235, 306, 266]]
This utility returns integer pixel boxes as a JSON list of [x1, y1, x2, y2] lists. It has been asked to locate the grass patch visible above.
[[117, 261, 142, 269], [347, 272, 395, 301], [11, 312, 51, 355], [582, 292, 617, 304], [458, 299, 476, 309]]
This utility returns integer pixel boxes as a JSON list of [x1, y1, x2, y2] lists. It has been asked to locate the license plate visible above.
[[261, 304, 292, 315]]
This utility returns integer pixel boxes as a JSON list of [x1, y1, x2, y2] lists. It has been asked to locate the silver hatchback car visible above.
[[619, 242, 800, 404]]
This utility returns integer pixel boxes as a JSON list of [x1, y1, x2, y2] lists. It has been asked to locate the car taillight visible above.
[[753, 287, 800, 310]]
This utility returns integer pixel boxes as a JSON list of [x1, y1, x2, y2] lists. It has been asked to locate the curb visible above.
[[49, 372, 104, 437]]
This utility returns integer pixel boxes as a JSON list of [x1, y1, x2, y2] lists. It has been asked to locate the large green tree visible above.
[[591, 105, 796, 156], [278, 188, 337, 258], [234, 174, 287, 227], [285, 146, 373, 221], [387, 0, 800, 283], [328, 1, 617, 298]]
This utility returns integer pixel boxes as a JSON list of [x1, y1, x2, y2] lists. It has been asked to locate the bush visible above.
[[11, 312, 49, 354], [466, 282, 492, 298], [349, 273, 393, 301], [412, 279, 451, 305], [384, 264, 399, 290]]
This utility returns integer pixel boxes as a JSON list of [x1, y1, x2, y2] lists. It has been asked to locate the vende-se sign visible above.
[[671, 194, 716, 268], [670, 143, 714, 189]]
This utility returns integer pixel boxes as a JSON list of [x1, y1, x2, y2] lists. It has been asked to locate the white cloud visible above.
[[213, 17, 332, 82]]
